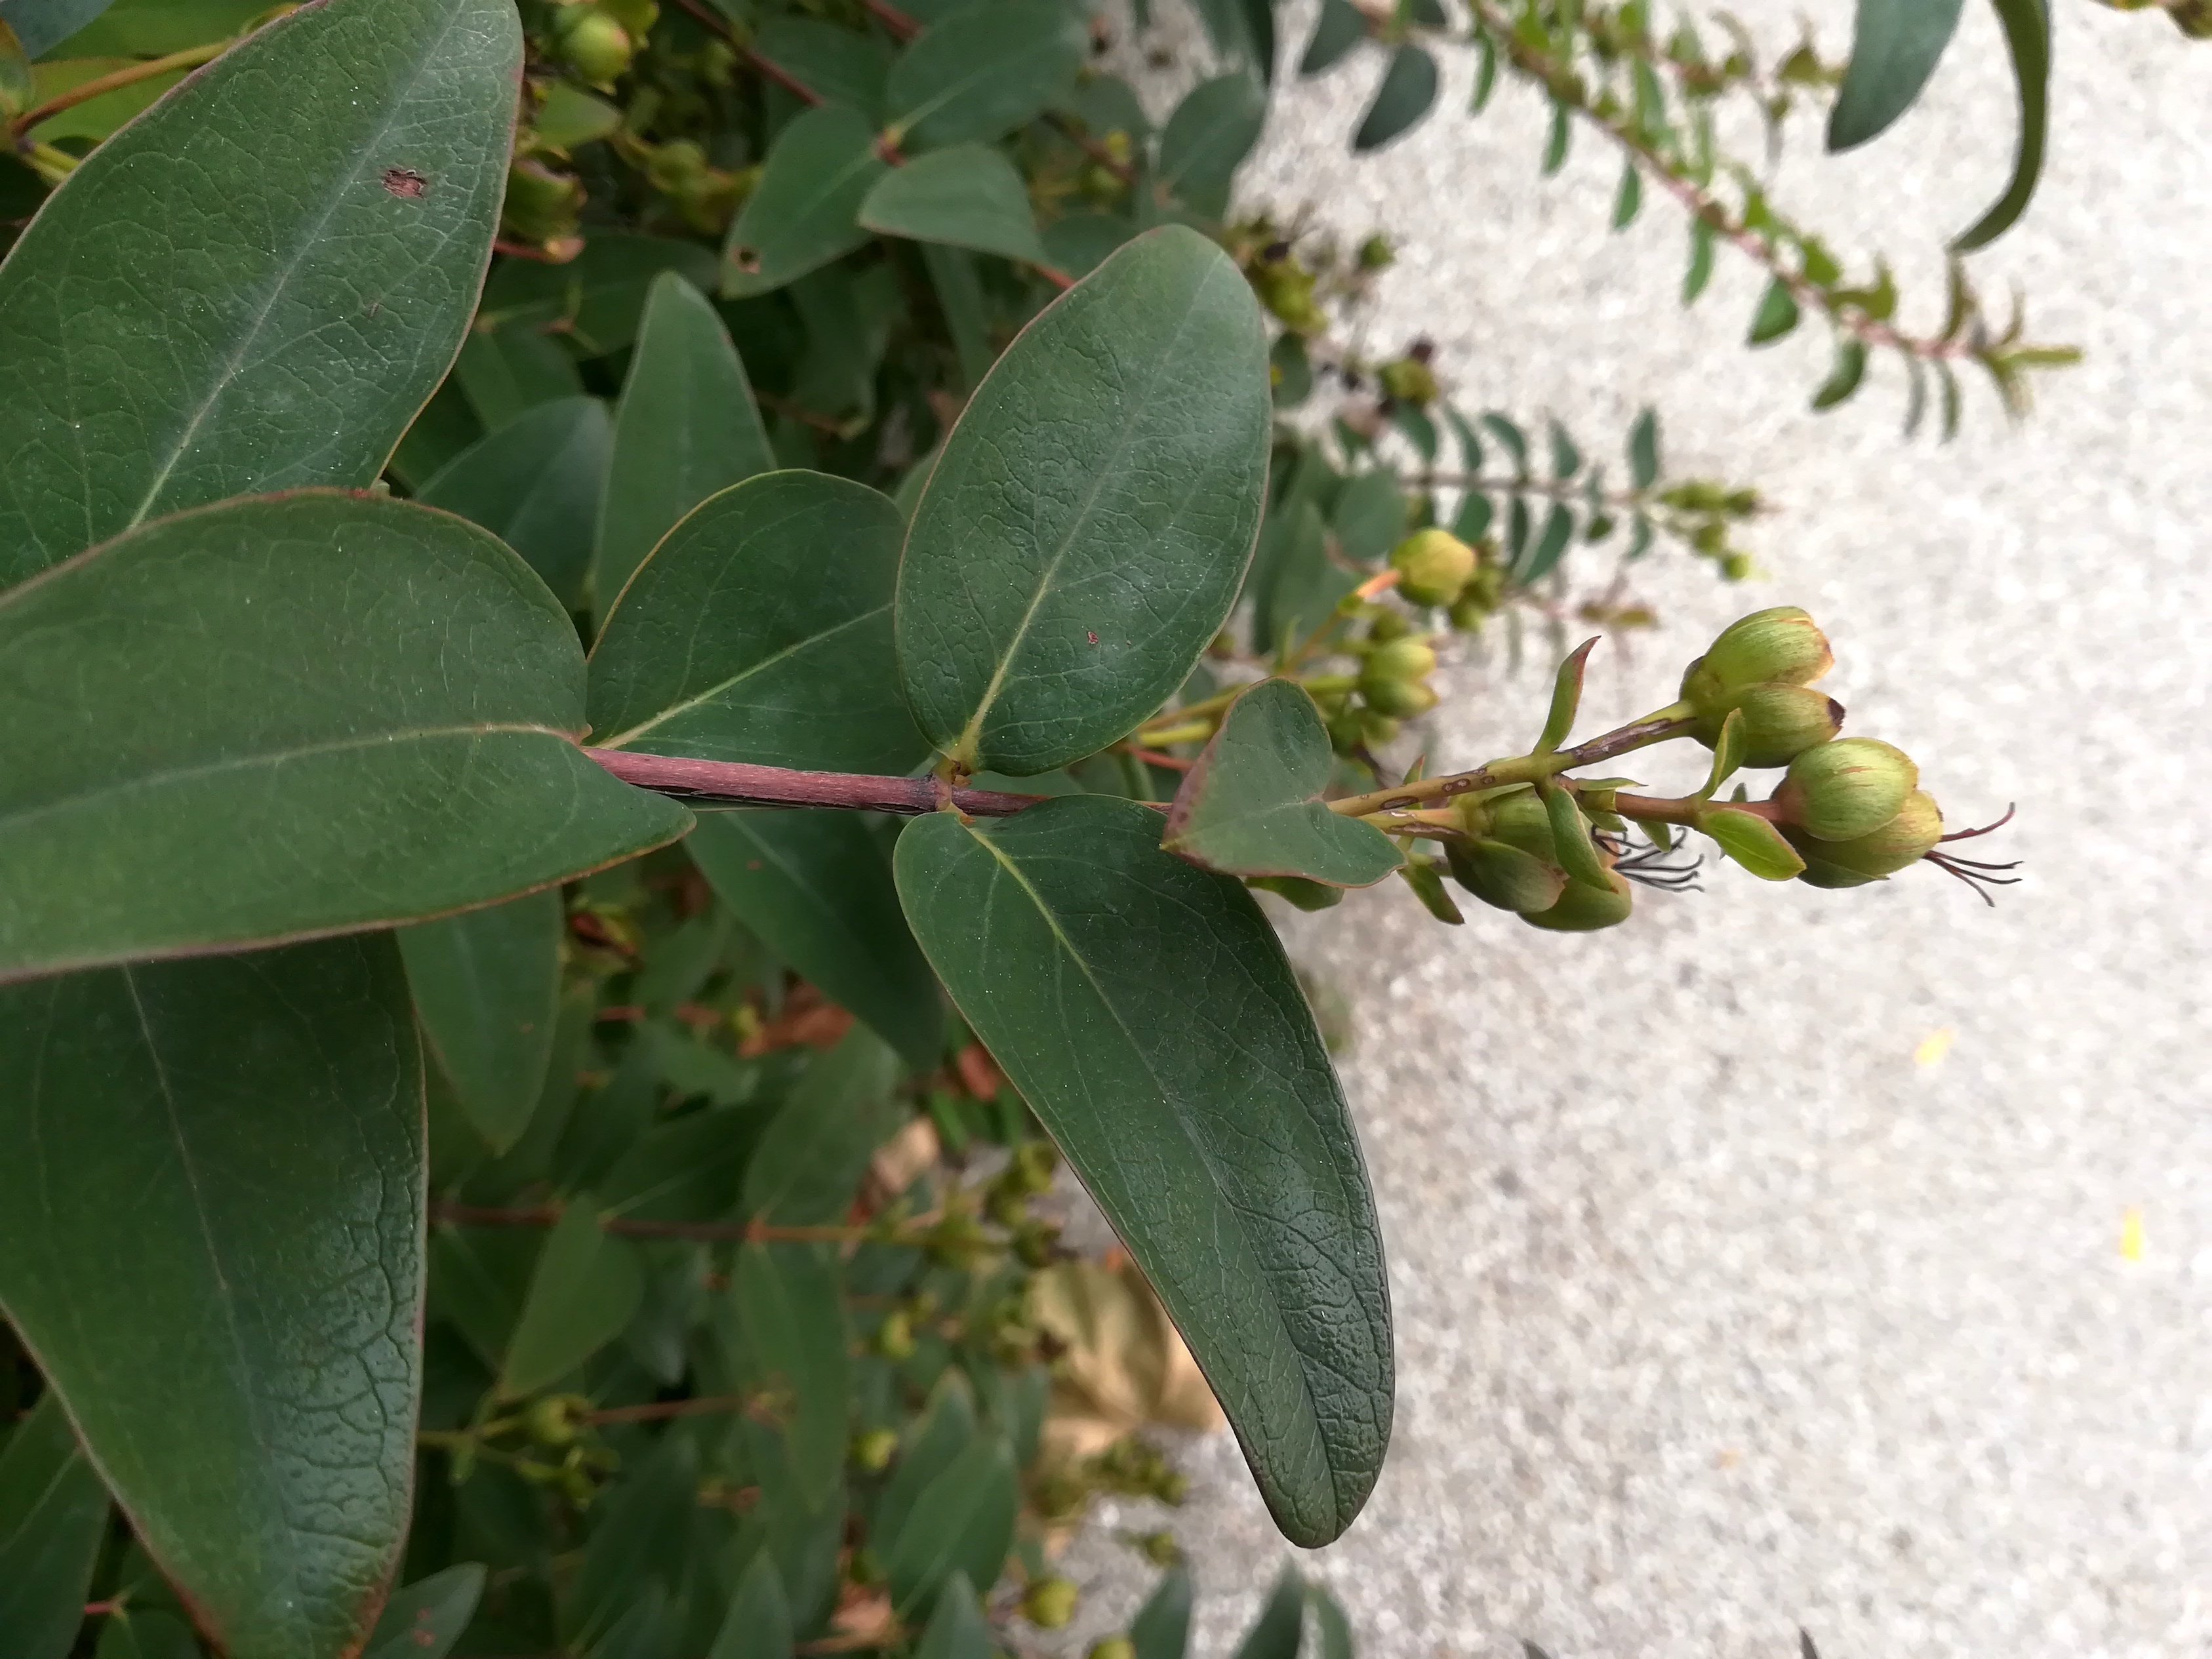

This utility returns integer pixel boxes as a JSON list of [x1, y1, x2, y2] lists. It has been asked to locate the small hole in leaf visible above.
[[380, 167, 428, 199], [732, 245, 762, 273]]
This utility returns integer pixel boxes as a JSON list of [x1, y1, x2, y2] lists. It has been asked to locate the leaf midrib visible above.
[[961, 819, 1343, 1515], [597, 607, 885, 748]]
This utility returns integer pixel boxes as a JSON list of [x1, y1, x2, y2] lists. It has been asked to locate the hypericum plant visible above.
[[0, 0, 2144, 1649]]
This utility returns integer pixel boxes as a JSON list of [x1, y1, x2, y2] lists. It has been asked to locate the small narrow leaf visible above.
[[1521, 502, 1574, 582], [398, 890, 564, 1155], [1541, 98, 1570, 173], [0, 492, 688, 984], [1610, 158, 1642, 229], [1311, 1586, 1356, 1659], [1163, 681, 1404, 887], [416, 395, 610, 612], [1540, 782, 1611, 890], [1701, 806, 1805, 879], [734, 1244, 853, 1504], [1627, 407, 1660, 489], [913, 1574, 993, 1659], [885, 0, 1086, 149], [1696, 707, 1746, 799], [740, 1027, 904, 1224], [1233, 1564, 1306, 1659], [883, 1437, 1018, 1616], [0, 0, 521, 585], [896, 797, 1392, 1546], [1535, 637, 1598, 753], [859, 144, 1049, 264], [1548, 420, 1581, 480], [0, 938, 424, 1659], [722, 105, 890, 299], [590, 470, 926, 774], [1131, 1563, 1195, 1659], [1683, 217, 1717, 305], [363, 1565, 487, 1659], [1299, 0, 1364, 75], [1469, 31, 1498, 113], [1747, 278, 1800, 345], [1827, 0, 1966, 151], [898, 227, 1269, 776], [498, 1202, 644, 1397], [1396, 856, 1464, 924], [1481, 412, 1529, 476], [1159, 73, 1267, 218], [708, 1553, 794, 1659], [0, 1392, 110, 1659], [595, 272, 774, 612], [1950, 0, 2049, 252], [1354, 44, 1438, 152], [1811, 338, 1870, 410]]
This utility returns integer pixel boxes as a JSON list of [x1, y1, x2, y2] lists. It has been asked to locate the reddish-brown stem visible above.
[[585, 748, 1056, 816]]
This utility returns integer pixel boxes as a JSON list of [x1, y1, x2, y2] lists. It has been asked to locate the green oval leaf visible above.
[[1298, 0, 1365, 75], [885, 0, 1086, 150], [416, 394, 611, 610], [708, 1552, 794, 1659], [912, 1573, 993, 1659], [398, 890, 564, 1155], [1163, 681, 1403, 886], [1130, 1563, 1194, 1659], [1810, 338, 1870, 410], [1158, 73, 1266, 218], [0, 0, 520, 586], [739, 1026, 904, 1224], [0, 491, 689, 984], [0, 937, 424, 1659], [1826, 0, 1965, 151], [1354, 43, 1438, 152], [1747, 277, 1800, 346], [752, 16, 891, 117], [859, 144, 1048, 264], [883, 1437, 1017, 1616], [1951, 0, 2049, 252], [593, 272, 773, 612], [1232, 1564, 1306, 1659], [895, 795, 1392, 1544], [687, 812, 944, 1071], [1700, 805, 1805, 880], [589, 470, 926, 774], [897, 227, 1270, 776], [0, 1391, 110, 1659], [721, 104, 890, 300], [363, 1565, 487, 1659], [733, 1244, 851, 1504], [498, 1202, 645, 1398]]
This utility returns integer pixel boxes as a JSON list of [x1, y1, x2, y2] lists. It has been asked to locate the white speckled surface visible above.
[[1061, 5, 2212, 1654]]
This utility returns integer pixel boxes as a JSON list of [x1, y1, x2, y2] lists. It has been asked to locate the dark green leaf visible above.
[[1747, 278, 1800, 345], [923, 243, 994, 390], [1131, 1563, 1194, 1659], [1627, 514, 1655, 558], [1469, 30, 1498, 112], [1163, 681, 1403, 886], [566, 1433, 696, 1645], [1481, 412, 1528, 476], [1951, 0, 2048, 251], [896, 797, 1392, 1545], [722, 105, 890, 299], [0, 0, 520, 585], [1354, 44, 1438, 151], [0, 938, 422, 1659], [93, 1611, 201, 1659], [35, 0, 261, 56], [0, 492, 688, 982], [1272, 332, 1315, 407], [1810, 338, 1869, 410], [708, 1553, 794, 1659], [883, 1436, 1017, 1616], [0, 0, 113, 56], [733, 1244, 851, 1503], [1055, 71, 1152, 142], [1701, 805, 1805, 879], [1521, 501, 1574, 582], [740, 1027, 903, 1223], [498, 1203, 643, 1397], [399, 890, 564, 1155], [753, 15, 891, 117], [1233, 1563, 1306, 1659], [599, 1106, 765, 1226], [859, 144, 1049, 263], [479, 233, 718, 359], [1610, 157, 1642, 228], [364, 1565, 487, 1659], [1249, 500, 1340, 655], [0, 1392, 109, 1659], [1041, 212, 1137, 279], [590, 470, 925, 773], [912, 1573, 993, 1659], [1535, 637, 1594, 753], [1548, 420, 1580, 479], [1627, 407, 1659, 490], [1682, 216, 1717, 305], [1389, 401, 1437, 462], [885, 0, 1086, 150], [1332, 470, 1407, 565], [898, 227, 1269, 776], [1541, 98, 1570, 172], [453, 323, 583, 432], [595, 271, 774, 612], [1299, 0, 1365, 75], [1827, 0, 1965, 151], [416, 394, 610, 609], [1159, 73, 1267, 218], [687, 812, 943, 1070]]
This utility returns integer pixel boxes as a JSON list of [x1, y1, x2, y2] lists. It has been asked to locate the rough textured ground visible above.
[[1059, 5, 2212, 1656]]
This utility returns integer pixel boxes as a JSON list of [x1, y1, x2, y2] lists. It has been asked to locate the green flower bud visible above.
[[1691, 683, 1845, 769], [1363, 637, 1438, 681], [852, 1428, 898, 1471], [1377, 355, 1439, 406], [1521, 868, 1634, 932], [1783, 788, 1941, 883], [1360, 675, 1438, 719], [1389, 529, 1478, 607], [1446, 591, 1491, 633], [1775, 738, 1918, 841], [525, 1393, 588, 1447], [1702, 606, 1833, 689], [1478, 787, 1556, 860], [1024, 1578, 1079, 1629], [1091, 1641, 1138, 1659], [555, 9, 635, 85], [874, 1309, 915, 1360], [1357, 710, 1401, 746], [501, 159, 586, 245], [1445, 837, 1568, 915]]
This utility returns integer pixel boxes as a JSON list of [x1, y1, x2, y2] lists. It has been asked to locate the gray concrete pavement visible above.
[[1064, 5, 2212, 1654]]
